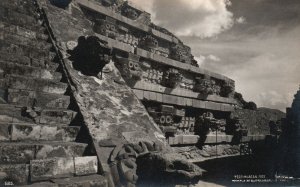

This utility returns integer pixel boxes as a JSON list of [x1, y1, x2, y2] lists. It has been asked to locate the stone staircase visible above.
[[0, 0, 107, 186]]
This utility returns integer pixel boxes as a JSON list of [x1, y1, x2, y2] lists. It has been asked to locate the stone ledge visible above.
[[134, 89, 235, 111], [132, 81, 237, 105], [0, 0, 37, 17], [204, 135, 234, 144], [0, 61, 61, 81], [51, 174, 107, 187], [168, 135, 199, 145], [0, 104, 77, 125], [0, 39, 53, 60], [1, 123, 80, 142], [0, 55, 59, 71], [0, 6, 41, 31], [0, 21, 49, 41], [20, 182, 58, 187], [0, 142, 87, 164], [0, 164, 29, 185], [7, 89, 70, 109], [5, 74, 68, 95], [0, 30, 52, 51], [30, 157, 98, 182]]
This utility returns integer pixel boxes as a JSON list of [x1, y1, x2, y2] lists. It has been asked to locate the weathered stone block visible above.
[[206, 101, 221, 111], [0, 68, 3, 78], [0, 61, 47, 79], [0, 7, 39, 31], [0, 52, 31, 66], [6, 75, 67, 94], [205, 135, 233, 144], [0, 104, 35, 123], [0, 114, 14, 123], [20, 182, 59, 187], [74, 156, 98, 176], [45, 81, 68, 95], [51, 174, 108, 187], [0, 87, 7, 104], [0, 143, 35, 164], [192, 99, 205, 109], [11, 124, 41, 141], [7, 89, 70, 109], [39, 125, 61, 141], [0, 0, 37, 17], [162, 94, 177, 105], [132, 89, 143, 99], [168, 135, 199, 145], [61, 126, 80, 142], [149, 92, 156, 101], [156, 93, 163, 102], [0, 39, 50, 61], [184, 98, 192, 106], [30, 158, 75, 182], [35, 143, 87, 159], [0, 164, 29, 185], [0, 30, 52, 51], [0, 123, 10, 141], [39, 109, 76, 124]]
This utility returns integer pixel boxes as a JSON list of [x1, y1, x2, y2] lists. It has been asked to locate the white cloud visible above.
[[236, 16, 246, 24], [188, 25, 300, 111], [128, 0, 154, 16], [130, 0, 235, 38], [194, 55, 206, 66], [207, 54, 221, 61]]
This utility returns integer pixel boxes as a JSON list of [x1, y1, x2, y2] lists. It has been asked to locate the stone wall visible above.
[[0, 0, 108, 186]]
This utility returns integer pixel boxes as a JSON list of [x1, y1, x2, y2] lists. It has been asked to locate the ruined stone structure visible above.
[[280, 87, 300, 178], [0, 0, 283, 186], [0, 0, 106, 186]]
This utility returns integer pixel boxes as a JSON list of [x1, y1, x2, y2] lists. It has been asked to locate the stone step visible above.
[[0, 104, 77, 125], [0, 164, 29, 185], [5, 74, 68, 94], [0, 29, 52, 51], [0, 122, 80, 142], [0, 61, 61, 81], [30, 156, 98, 182], [51, 175, 107, 187], [0, 142, 88, 164], [0, 21, 49, 41], [0, 0, 38, 18], [0, 6, 43, 32], [0, 39, 55, 61], [6, 89, 70, 109], [0, 52, 59, 71], [20, 182, 58, 187], [1, 157, 99, 186]]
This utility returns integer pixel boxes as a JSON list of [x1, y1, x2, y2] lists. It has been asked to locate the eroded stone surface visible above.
[[0, 164, 29, 185], [74, 156, 98, 176], [40, 0, 165, 148], [30, 158, 74, 182], [51, 174, 108, 187], [0, 123, 10, 141], [35, 143, 87, 159], [0, 143, 35, 164]]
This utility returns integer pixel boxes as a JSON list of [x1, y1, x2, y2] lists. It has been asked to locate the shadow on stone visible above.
[[68, 36, 112, 77], [49, 0, 72, 9], [136, 153, 203, 186]]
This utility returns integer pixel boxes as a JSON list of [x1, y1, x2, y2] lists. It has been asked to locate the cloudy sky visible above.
[[131, 0, 300, 111]]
